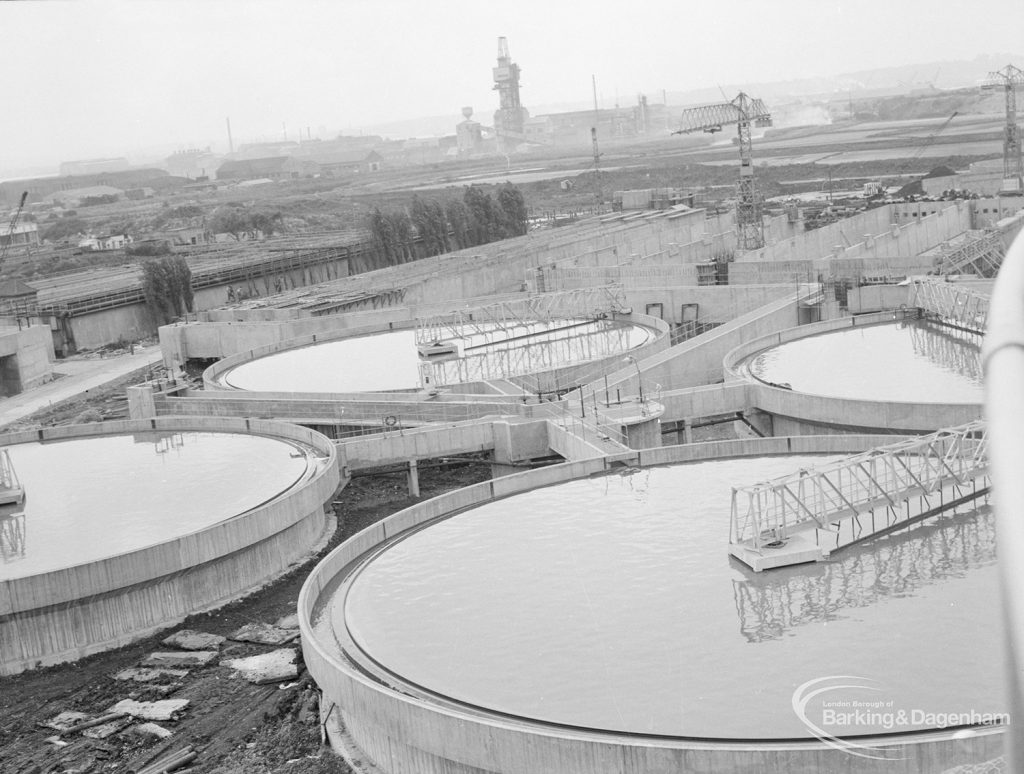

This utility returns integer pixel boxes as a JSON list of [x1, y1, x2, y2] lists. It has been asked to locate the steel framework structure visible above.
[[675, 92, 772, 251], [936, 229, 1007, 277], [414, 286, 628, 347], [732, 504, 994, 643], [984, 64, 1024, 194], [425, 322, 638, 388], [730, 421, 988, 552], [908, 321, 983, 383], [911, 278, 990, 334]]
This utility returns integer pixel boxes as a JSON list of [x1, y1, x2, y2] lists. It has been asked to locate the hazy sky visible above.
[[2, 0, 1022, 175]]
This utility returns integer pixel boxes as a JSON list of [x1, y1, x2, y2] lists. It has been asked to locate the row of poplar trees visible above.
[[366, 183, 528, 267]]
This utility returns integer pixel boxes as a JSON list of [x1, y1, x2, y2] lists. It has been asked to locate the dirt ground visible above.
[[0, 449, 489, 773]]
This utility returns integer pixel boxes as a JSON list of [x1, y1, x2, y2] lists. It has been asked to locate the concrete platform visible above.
[[728, 530, 826, 571]]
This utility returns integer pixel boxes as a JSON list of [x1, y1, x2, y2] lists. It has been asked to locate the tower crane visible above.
[[982, 64, 1024, 195], [674, 92, 772, 250], [0, 192, 29, 271]]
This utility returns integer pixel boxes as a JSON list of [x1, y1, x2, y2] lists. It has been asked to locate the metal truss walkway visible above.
[[414, 286, 628, 348], [729, 421, 988, 571], [911, 279, 989, 335], [935, 229, 1007, 277]]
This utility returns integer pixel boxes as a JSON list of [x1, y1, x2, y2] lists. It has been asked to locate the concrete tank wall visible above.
[[300, 436, 1001, 774], [0, 417, 342, 676], [722, 312, 983, 434]]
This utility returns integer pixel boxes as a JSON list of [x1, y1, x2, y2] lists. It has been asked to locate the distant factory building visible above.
[[166, 148, 223, 180], [42, 185, 124, 207], [456, 107, 484, 156], [58, 158, 132, 176], [308, 149, 383, 176], [77, 233, 132, 252], [492, 37, 529, 153], [0, 223, 39, 251], [216, 156, 318, 182]]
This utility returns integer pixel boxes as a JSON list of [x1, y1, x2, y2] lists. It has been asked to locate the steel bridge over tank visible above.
[[911, 279, 989, 335], [732, 503, 994, 642], [425, 321, 640, 388], [729, 421, 988, 571], [413, 286, 628, 348]]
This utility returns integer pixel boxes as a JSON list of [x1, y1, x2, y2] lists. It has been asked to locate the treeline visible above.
[[141, 255, 194, 324], [365, 183, 528, 267]]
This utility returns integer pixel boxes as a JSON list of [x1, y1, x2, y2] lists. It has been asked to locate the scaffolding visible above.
[[911, 279, 989, 334], [729, 421, 988, 566]]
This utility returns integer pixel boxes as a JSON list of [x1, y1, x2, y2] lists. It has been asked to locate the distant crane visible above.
[[0, 191, 29, 270], [982, 64, 1024, 195], [674, 92, 772, 250]]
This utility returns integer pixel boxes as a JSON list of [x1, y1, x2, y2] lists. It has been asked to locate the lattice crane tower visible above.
[[984, 64, 1024, 195], [492, 37, 528, 154], [674, 92, 772, 250]]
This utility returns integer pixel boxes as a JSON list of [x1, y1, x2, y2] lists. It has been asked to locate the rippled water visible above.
[[334, 456, 1000, 738], [220, 320, 654, 393], [747, 320, 982, 403], [0, 432, 313, 579]]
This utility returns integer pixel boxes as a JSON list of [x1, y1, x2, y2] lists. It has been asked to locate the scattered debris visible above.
[[161, 629, 225, 651], [220, 648, 299, 684], [114, 667, 189, 683], [128, 722, 174, 740], [142, 650, 218, 668], [274, 613, 299, 630], [82, 717, 131, 739], [43, 734, 69, 747], [229, 622, 299, 646], [109, 699, 190, 722], [43, 711, 91, 732], [136, 744, 196, 774]]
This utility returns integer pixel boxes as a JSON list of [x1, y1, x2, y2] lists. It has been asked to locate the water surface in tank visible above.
[[746, 319, 981, 403], [0, 432, 315, 579], [219, 319, 654, 393], [330, 456, 998, 738]]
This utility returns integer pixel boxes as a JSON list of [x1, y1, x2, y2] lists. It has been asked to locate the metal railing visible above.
[[936, 229, 1007, 277], [912, 278, 990, 334], [730, 420, 988, 550], [414, 286, 628, 347]]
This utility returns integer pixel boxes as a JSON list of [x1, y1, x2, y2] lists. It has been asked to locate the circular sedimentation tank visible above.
[[0, 418, 339, 675], [301, 442, 1001, 773], [744, 318, 981, 403], [211, 318, 659, 393]]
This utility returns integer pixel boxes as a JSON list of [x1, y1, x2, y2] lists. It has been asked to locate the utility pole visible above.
[[592, 74, 602, 206], [225, 117, 234, 154]]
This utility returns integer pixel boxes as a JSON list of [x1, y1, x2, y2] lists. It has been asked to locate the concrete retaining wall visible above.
[[299, 436, 1000, 774], [0, 325, 54, 392], [0, 417, 341, 675]]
